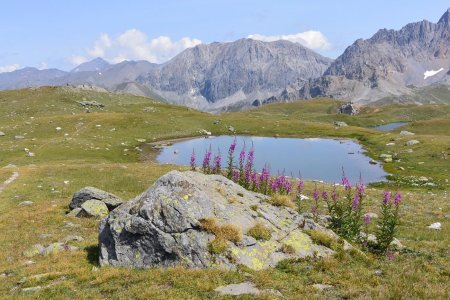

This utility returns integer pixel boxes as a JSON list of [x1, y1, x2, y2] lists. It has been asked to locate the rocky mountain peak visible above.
[[438, 7, 450, 25]]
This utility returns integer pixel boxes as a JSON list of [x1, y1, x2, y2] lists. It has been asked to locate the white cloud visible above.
[[69, 55, 89, 66], [0, 64, 20, 73], [247, 30, 331, 50], [70, 29, 202, 65], [37, 62, 48, 70]]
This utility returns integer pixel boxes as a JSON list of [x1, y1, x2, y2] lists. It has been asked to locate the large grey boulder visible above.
[[99, 171, 335, 270], [69, 187, 123, 210]]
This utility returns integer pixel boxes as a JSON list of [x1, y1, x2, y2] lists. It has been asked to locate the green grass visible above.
[[0, 87, 448, 299]]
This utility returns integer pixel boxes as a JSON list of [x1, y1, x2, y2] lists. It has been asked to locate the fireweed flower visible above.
[[341, 168, 351, 191], [394, 192, 402, 206], [227, 138, 237, 178], [202, 146, 212, 173], [213, 149, 222, 174], [383, 191, 391, 204], [297, 179, 304, 192], [352, 192, 360, 210], [190, 149, 196, 170], [232, 170, 240, 182], [364, 214, 371, 225], [331, 188, 338, 201], [322, 190, 328, 201], [313, 186, 320, 201]]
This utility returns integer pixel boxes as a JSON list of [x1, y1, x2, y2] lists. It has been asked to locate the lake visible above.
[[371, 122, 407, 131], [156, 136, 388, 184]]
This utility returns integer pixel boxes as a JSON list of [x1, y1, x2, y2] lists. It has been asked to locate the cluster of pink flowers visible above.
[[383, 191, 402, 206]]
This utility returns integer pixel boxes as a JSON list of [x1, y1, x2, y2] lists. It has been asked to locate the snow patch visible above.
[[423, 68, 444, 79]]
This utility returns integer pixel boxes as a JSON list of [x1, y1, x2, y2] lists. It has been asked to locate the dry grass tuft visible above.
[[247, 222, 272, 241], [271, 194, 296, 209]]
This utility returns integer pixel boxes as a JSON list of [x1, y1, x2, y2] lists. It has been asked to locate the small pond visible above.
[[155, 136, 388, 184], [371, 122, 407, 131]]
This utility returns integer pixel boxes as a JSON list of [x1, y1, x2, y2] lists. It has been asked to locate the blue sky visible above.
[[1, 0, 449, 71]]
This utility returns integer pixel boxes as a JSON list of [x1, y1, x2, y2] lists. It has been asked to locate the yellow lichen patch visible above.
[[230, 240, 279, 270], [282, 230, 314, 253]]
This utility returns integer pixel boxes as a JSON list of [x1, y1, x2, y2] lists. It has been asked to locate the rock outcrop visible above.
[[69, 186, 123, 210], [99, 171, 337, 270]]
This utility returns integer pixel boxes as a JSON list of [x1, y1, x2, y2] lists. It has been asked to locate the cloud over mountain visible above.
[[247, 30, 331, 50], [69, 29, 202, 65]]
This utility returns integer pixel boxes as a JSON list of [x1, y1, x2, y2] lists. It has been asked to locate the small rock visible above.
[[0, 131, 5, 136], [21, 286, 42, 293], [406, 140, 420, 146], [23, 244, 45, 257], [386, 143, 395, 146], [427, 222, 442, 230], [312, 284, 334, 291], [69, 187, 123, 211], [66, 207, 82, 217], [228, 126, 235, 132], [390, 238, 404, 250], [78, 200, 109, 219], [397, 166, 405, 171], [23, 260, 35, 266], [334, 121, 348, 127], [63, 221, 81, 228], [215, 282, 261, 296], [379, 154, 392, 159], [56, 127, 62, 131], [400, 131, 414, 136], [63, 235, 84, 243], [38, 233, 52, 239], [445, 213, 450, 218], [18, 201, 33, 206], [374, 270, 383, 276], [384, 157, 393, 163], [369, 160, 378, 165], [14, 135, 25, 140]]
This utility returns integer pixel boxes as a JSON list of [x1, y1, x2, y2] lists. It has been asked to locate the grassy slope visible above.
[[0, 87, 448, 299]]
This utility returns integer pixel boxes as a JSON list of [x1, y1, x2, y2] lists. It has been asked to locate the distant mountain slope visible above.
[[137, 38, 332, 111], [0, 67, 67, 90], [71, 57, 110, 73], [272, 8, 450, 105], [0, 39, 331, 111]]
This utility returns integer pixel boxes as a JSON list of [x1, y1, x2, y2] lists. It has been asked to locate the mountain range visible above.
[[1, 8, 449, 111]]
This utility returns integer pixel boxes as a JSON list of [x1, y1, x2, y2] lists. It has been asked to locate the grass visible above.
[[0, 86, 448, 299], [199, 218, 242, 254], [270, 194, 296, 209], [247, 223, 272, 241]]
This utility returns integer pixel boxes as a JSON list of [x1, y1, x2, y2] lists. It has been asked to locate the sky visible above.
[[1, 0, 449, 72]]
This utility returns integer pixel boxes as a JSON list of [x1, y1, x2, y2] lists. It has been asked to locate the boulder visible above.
[[69, 187, 123, 210], [78, 200, 109, 219], [400, 131, 414, 136], [338, 102, 358, 115], [99, 171, 336, 270], [406, 140, 420, 146], [334, 121, 348, 127]]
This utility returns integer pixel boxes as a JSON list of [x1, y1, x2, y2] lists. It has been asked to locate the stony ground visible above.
[[0, 87, 448, 299]]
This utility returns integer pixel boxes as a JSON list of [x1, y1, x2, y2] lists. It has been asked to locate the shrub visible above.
[[280, 243, 296, 254], [373, 191, 402, 254], [247, 222, 272, 241]]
